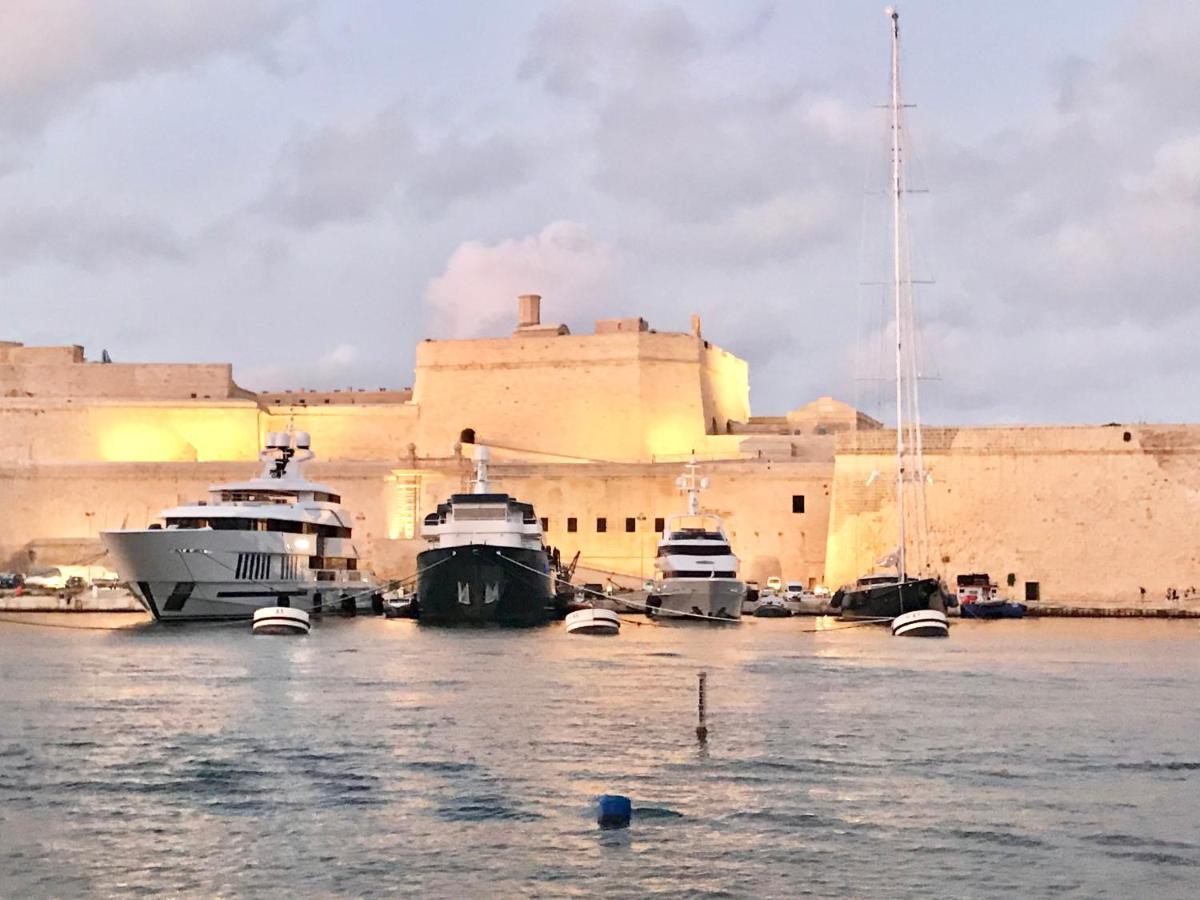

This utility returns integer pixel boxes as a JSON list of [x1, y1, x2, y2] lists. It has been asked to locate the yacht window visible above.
[[312, 492, 342, 503], [596, 517, 607, 533], [657, 544, 732, 557], [625, 517, 636, 533], [567, 517, 577, 533], [792, 495, 805, 513], [670, 569, 737, 578], [654, 517, 665, 533]]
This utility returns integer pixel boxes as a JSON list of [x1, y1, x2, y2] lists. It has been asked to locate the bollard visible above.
[[696, 671, 708, 743], [597, 794, 632, 829]]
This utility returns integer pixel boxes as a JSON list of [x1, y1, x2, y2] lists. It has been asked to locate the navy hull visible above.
[[960, 601, 1026, 619], [416, 545, 555, 626], [833, 577, 947, 621]]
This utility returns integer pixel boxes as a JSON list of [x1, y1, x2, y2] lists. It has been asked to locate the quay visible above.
[[1025, 604, 1200, 619]]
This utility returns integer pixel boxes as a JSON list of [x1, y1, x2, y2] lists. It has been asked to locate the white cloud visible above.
[[423, 221, 620, 338]]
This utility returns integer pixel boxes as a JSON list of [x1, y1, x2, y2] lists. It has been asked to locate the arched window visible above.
[[460, 427, 476, 444]]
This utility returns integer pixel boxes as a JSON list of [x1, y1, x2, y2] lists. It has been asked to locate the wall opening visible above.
[[596, 517, 607, 533], [792, 495, 806, 514], [1123, 431, 1132, 442], [460, 427, 476, 444], [540, 517, 548, 531], [1024, 581, 1040, 602], [625, 517, 636, 533], [566, 517, 577, 533], [654, 517, 665, 533]]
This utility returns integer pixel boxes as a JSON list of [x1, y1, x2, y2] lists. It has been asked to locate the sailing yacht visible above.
[[102, 431, 376, 621], [830, 7, 949, 636], [648, 459, 745, 622]]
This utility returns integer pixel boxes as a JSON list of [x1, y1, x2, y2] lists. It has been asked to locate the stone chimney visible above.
[[517, 294, 542, 328], [690, 314, 702, 338]]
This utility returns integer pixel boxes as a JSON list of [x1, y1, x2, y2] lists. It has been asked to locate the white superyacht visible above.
[[102, 431, 376, 621], [647, 459, 745, 622]]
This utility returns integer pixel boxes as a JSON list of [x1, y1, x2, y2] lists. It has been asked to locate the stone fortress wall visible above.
[[1, 296, 1196, 603]]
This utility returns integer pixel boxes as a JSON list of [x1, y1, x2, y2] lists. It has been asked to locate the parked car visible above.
[[0, 572, 24, 589], [23, 567, 68, 591]]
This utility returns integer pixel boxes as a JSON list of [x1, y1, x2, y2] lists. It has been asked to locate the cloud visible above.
[[0, 1, 303, 134], [0, 205, 182, 270], [259, 105, 530, 227], [423, 221, 620, 338], [518, 1, 702, 101]]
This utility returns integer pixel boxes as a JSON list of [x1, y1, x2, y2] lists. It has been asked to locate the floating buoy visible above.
[[252, 606, 310, 635], [891, 608, 950, 638], [565, 608, 620, 635], [597, 794, 632, 829]]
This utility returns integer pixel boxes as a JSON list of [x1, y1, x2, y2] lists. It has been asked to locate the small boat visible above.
[[956, 573, 1026, 619], [960, 599, 1026, 619], [252, 606, 310, 635], [891, 608, 949, 638], [565, 608, 621, 635], [752, 596, 792, 618]]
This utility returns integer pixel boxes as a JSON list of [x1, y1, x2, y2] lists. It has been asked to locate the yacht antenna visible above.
[[676, 457, 707, 516]]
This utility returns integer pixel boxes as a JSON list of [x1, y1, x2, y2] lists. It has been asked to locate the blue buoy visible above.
[[596, 794, 632, 829]]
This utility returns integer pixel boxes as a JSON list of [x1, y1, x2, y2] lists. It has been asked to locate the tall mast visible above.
[[888, 6, 906, 582]]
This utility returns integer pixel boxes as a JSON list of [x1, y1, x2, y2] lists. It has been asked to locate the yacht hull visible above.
[[646, 578, 744, 622], [833, 577, 946, 621], [102, 529, 369, 621], [416, 545, 555, 626]]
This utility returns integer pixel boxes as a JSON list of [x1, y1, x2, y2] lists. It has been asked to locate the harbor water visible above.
[[1, 615, 1198, 898]]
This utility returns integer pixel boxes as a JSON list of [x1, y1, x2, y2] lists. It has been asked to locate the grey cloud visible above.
[[0, 206, 182, 270], [260, 106, 530, 227], [519, 1, 702, 100], [0, 1, 304, 134]]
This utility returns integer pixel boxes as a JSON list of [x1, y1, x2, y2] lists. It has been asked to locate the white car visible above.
[[23, 567, 68, 591]]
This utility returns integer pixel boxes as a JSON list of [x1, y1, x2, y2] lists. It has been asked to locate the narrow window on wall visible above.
[[792, 495, 805, 513], [596, 517, 607, 533], [654, 517, 665, 533], [567, 517, 577, 533], [540, 517, 548, 531], [1025, 581, 1040, 602], [625, 517, 636, 533]]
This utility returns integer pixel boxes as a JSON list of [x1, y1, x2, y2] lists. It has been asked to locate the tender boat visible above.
[[102, 431, 377, 621], [252, 606, 311, 635], [565, 607, 621, 635], [414, 446, 562, 625], [752, 595, 792, 618], [647, 459, 745, 622], [891, 608, 949, 638]]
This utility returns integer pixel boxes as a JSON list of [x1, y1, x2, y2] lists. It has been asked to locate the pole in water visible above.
[[696, 671, 708, 743]]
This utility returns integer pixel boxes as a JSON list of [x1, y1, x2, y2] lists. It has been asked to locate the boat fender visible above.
[[596, 794, 632, 829]]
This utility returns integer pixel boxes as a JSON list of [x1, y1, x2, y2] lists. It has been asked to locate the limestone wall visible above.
[[412, 330, 751, 462], [826, 425, 1200, 603], [0, 456, 832, 589], [0, 400, 263, 464], [0, 355, 245, 400]]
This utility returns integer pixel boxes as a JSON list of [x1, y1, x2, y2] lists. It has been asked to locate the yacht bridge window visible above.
[[657, 544, 732, 557]]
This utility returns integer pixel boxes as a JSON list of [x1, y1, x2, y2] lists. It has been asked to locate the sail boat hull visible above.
[[832, 577, 946, 621]]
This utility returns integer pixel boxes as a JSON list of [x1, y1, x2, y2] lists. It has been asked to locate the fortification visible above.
[[1, 300, 1197, 604]]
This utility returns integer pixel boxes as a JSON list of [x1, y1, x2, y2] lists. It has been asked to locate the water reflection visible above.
[[1, 615, 1198, 896]]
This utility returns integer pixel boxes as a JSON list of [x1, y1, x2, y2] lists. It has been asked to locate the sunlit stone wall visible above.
[[825, 425, 1200, 604]]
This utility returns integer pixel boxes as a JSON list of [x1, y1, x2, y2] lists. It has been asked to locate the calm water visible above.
[[1, 614, 1198, 898]]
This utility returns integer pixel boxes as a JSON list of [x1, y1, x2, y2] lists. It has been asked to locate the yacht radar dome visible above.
[[295, 431, 311, 449]]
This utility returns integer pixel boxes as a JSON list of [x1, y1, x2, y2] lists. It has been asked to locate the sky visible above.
[[1, 0, 1197, 425]]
